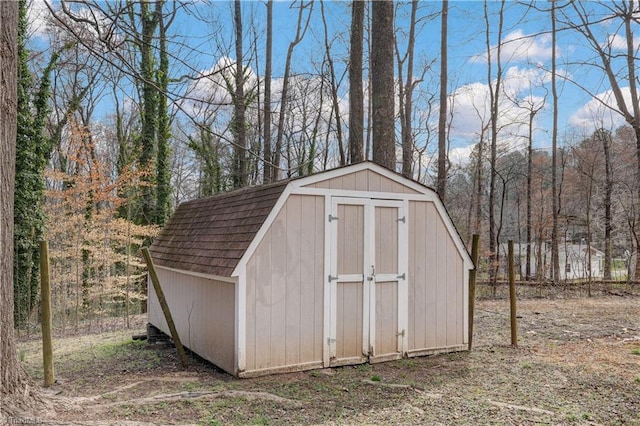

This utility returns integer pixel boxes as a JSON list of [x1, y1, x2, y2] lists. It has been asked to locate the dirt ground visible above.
[[10, 295, 640, 425]]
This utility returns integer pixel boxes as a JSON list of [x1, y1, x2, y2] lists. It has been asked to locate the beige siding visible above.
[[408, 201, 465, 351], [305, 169, 420, 194], [148, 269, 235, 374], [244, 194, 324, 373]]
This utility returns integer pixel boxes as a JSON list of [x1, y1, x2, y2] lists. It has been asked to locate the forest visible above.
[[9, 0, 640, 335]]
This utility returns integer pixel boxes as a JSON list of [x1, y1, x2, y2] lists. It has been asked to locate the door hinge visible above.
[[328, 214, 339, 222], [397, 216, 406, 223], [397, 329, 405, 337], [327, 338, 337, 345], [397, 273, 406, 280], [328, 275, 338, 282]]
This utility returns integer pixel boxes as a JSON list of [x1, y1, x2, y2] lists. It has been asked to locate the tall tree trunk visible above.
[[526, 111, 534, 280], [550, 0, 560, 283], [155, 0, 172, 224], [371, 0, 395, 170], [436, 0, 449, 197], [400, 0, 418, 179], [349, 0, 364, 164], [263, 0, 273, 183], [600, 129, 613, 280], [485, 0, 504, 284], [1, 1, 37, 415], [320, 0, 345, 166], [139, 1, 158, 226], [232, 0, 247, 189]]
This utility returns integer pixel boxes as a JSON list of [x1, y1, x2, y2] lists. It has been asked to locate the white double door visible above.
[[328, 197, 408, 365]]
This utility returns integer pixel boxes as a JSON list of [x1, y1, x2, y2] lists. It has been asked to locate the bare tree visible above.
[[564, 0, 640, 279], [273, 0, 313, 180], [320, 0, 345, 166], [263, 0, 274, 183], [436, 0, 448, 198], [485, 0, 505, 283], [371, 0, 395, 169], [550, 0, 560, 283], [232, 0, 247, 188], [349, 0, 364, 163], [599, 129, 613, 280]]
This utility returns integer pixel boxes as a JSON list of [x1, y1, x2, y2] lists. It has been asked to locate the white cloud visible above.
[[448, 66, 546, 139], [470, 29, 554, 65], [569, 88, 630, 131], [184, 56, 259, 119], [448, 144, 476, 167], [603, 33, 640, 51], [27, 0, 51, 39], [444, 66, 549, 165]]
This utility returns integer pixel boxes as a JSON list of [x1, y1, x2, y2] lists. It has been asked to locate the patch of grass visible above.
[[251, 414, 270, 425], [395, 358, 417, 369], [634, 376, 640, 384], [582, 412, 591, 420], [182, 381, 199, 392], [355, 363, 372, 373], [631, 348, 640, 356], [371, 375, 381, 382], [521, 362, 532, 369], [200, 416, 222, 426]]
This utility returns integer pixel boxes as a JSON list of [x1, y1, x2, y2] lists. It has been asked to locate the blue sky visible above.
[[29, 1, 635, 165]]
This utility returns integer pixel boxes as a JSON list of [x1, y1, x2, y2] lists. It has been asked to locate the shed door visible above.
[[328, 197, 407, 366]]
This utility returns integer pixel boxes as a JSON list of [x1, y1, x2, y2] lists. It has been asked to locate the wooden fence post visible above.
[[40, 240, 54, 387], [468, 234, 479, 350], [141, 247, 189, 368], [508, 240, 518, 347]]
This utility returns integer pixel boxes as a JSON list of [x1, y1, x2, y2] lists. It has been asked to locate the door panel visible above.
[[337, 204, 364, 275], [375, 207, 398, 274], [372, 204, 402, 358], [336, 281, 363, 359], [374, 281, 398, 356]]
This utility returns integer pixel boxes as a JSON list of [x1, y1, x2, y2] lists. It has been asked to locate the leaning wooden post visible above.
[[141, 247, 189, 368], [508, 240, 518, 347], [40, 240, 55, 387], [468, 234, 480, 350]]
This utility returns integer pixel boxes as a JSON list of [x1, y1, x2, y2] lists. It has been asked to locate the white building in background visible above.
[[500, 242, 604, 280]]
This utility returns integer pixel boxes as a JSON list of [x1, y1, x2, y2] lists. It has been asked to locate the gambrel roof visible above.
[[150, 180, 289, 277], [150, 162, 474, 278]]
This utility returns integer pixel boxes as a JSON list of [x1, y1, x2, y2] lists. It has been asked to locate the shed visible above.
[[148, 162, 474, 377]]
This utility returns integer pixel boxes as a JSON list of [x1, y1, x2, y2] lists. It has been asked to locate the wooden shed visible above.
[[148, 162, 474, 377]]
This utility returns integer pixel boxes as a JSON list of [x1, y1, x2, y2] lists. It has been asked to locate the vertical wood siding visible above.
[[306, 169, 420, 194], [148, 270, 235, 374], [408, 201, 465, 351], [244, 195, 324, 372]]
